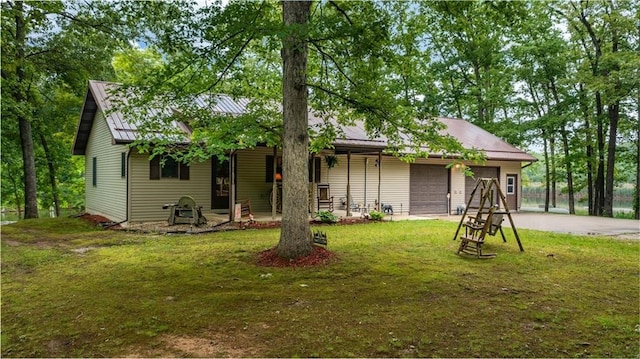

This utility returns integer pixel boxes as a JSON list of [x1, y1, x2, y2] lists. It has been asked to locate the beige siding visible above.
[[319, 154, 410, 213], [128, 152, 212, 222], [84, 112, 128, 222], [236, 147, 275, 212], [447, 160, 523, 212]]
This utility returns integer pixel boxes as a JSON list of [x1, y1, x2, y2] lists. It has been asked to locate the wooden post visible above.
[[310, 152, 316, 216], [346, 150, 351, 217], [377, 151, 382, 210], [229, 151, 236, 222], [272, 146, 278, 220]]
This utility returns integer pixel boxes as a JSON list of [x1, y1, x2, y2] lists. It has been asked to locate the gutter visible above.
[[521, 161, 535, 170]]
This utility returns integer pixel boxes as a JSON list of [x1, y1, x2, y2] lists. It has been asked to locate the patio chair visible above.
[[317, 183, 334, 212]]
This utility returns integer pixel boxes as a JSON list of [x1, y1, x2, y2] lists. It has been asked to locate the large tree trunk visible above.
[[277, 0, 313, 259], [542, 129, 550, 212], [13, 1, 39, 219], [635, 87, 640, 220], [550, 136, 557, 208], [603, 101, 619, 217], [594, 92, 605, 216], [40, 132, 61, 216], [560, 127, 575, 214]]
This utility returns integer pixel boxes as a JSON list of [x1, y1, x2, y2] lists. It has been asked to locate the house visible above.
[[72, 80, 536, 224]]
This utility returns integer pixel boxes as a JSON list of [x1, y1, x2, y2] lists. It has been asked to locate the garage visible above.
[[409, 164, 449, 214], [465, 166, 499, 208]]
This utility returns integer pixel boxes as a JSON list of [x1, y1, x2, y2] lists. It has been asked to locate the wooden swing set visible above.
[[453, 177, 524, 258]]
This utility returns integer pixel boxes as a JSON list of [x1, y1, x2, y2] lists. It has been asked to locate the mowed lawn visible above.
[[1, 217, 638, 358]]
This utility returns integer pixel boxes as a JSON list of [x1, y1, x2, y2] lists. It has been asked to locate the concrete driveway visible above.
[[439, 212, 640, 240]]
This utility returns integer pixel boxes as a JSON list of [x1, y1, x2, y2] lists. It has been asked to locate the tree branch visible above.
[[328, 1, 353, 26]]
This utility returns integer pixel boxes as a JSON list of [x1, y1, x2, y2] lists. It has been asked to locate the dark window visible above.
[[121, 152, 126, 178], [162, 157, 179, 178], [92, 157, 97, 187], [266, 155, 320, 183], [150, 156, 189, 180]]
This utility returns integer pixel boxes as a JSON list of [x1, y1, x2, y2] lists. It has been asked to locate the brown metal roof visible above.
[[73, 81, 536, 162]]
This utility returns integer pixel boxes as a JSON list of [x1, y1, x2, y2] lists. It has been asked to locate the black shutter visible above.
[[121, 152, 126, 177], [150, 156, 160, 180], [92, 157, 97, 186], [179, 162, 190, 180], [266, 155, 274, 182]]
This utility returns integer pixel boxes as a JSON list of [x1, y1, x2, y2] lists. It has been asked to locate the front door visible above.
[[212, 159, 230, 212], [506, 174, 518, 211]]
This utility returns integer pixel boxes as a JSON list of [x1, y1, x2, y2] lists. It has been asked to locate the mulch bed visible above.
[[255, 245, 337, 268]]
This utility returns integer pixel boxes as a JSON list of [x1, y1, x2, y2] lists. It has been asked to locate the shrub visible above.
[[369, 210, 385, 221], [314, 210, 339, 223]]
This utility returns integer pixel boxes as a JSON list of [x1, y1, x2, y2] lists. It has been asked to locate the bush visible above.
[[314, 210, 339, 223], [369, 210, 385, 221]]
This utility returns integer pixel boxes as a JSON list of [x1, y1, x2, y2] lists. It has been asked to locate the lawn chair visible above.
[[457, 207, 497, 258]]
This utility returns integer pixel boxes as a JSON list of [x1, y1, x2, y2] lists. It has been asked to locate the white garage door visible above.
[[410, 164, 449, 214]]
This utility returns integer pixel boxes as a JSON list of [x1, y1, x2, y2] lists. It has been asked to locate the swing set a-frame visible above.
[[453, 177, 524, 258]]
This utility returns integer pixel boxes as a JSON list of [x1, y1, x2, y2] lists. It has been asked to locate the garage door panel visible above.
[[410, 164, 448, 214]]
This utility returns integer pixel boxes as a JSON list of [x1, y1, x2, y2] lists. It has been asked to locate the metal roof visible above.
[[73, 80, 536, 162]]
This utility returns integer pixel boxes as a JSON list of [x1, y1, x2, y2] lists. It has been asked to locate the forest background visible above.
[[2, 0, 639, 221]]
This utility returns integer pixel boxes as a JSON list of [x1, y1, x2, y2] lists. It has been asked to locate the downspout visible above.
[[125, 148, 132, 223], [229, 150, 237, 222], [346, 151, 351, 217], [364, 157, 368, 210], [377, 151, 381, 211]]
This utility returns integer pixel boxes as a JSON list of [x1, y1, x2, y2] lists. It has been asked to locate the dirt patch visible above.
[[78, 213, 122, 229], [126, 332, 265, 358], [256, 245, 338, 267]]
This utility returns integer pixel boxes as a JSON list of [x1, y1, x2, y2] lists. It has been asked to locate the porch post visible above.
[[310, 152, 316, 217], [272, 146, 278, 220], [377, 151, 382, 211], [229, 151, 236, 222], [346, 150, 351, 217]]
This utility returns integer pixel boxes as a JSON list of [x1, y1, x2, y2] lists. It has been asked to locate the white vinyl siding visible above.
[[128, 151, 211, 222], [84, 112, 128, 222]]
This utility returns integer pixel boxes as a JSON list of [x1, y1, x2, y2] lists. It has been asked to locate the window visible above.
[[506, 176, 515, 195], [265, 156, 321, 183], [92, 157, 97, 187], [150, 156, 190, 180], [121, 152, 126, 178]]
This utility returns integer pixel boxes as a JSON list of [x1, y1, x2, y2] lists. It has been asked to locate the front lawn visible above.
[[1, 218, 638, 357]]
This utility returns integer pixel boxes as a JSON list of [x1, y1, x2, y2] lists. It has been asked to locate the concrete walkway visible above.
[[435, 212, 640, 240]]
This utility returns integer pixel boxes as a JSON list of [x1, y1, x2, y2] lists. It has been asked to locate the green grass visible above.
[[1, 218, 638, 357]]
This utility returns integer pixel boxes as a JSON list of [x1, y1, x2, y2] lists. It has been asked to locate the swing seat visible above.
[[458, 208, 497, 258]]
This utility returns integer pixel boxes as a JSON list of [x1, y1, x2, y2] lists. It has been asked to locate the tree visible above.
[[277, 1, 313, 258], [1, 1, 125, 218], [118, 0, 478, 259]]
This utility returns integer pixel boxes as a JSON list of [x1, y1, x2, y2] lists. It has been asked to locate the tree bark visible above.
[[603, 101, 619, 217], [560, 127, 575, 214], [542, 129, 550, 212], [636, 86, 640, 220], [13, 1, 39, 219], [40, 132, 61, 216], [277, 0, 313, 259]]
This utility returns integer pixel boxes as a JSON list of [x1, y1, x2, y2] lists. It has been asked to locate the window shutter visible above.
[[92, 157, 97, 186], [121, 152, 126, 178], [179, 162, 190, 180], [266, 155, 274, 182], [150, 156, 160, 180]]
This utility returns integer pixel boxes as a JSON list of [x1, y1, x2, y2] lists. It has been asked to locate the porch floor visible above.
[[123, 209, 443, 234]]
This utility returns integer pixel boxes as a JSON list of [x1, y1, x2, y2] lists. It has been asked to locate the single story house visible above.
[[72, 80, 536, 224]]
